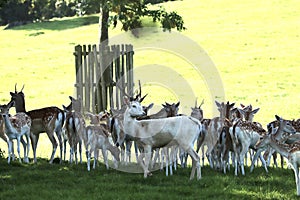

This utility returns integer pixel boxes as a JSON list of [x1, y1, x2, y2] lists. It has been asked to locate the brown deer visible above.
[[9, 85, 65, 164], [0, 101, 31, 164]]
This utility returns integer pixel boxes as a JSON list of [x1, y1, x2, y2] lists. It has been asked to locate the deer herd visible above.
[[1, 84, 300, 195]]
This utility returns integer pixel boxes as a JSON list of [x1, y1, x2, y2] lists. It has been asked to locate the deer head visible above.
[[191, 98, 204, 120]]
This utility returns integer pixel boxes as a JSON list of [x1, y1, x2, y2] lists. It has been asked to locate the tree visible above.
[[98, 0, 186, 44]]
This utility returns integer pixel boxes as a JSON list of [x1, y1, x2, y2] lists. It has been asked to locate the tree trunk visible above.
[[99, 4, 109, 46]]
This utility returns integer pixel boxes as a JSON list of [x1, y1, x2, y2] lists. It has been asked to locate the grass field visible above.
[[0, 158, 298, 200], [0, 0, 299, 199]]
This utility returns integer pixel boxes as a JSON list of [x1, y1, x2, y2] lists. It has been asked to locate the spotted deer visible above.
[[86, 125, 120, 171], [252, 115, 297, 171], [10, 85, 65, 164], [0, 101, 31, 164], [255, 134, 300, 196], [230, 119, 268, 175], [200, 101, 235, 169], [62, 96, 83, 163]]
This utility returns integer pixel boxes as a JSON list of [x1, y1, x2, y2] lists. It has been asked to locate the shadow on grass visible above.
[[8, 15, 99, 31]]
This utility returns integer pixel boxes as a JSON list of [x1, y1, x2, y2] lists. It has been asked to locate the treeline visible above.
[[0, 0, 175, 28]]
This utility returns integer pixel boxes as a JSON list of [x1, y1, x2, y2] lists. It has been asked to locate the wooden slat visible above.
[[74, 43, 134, 113]]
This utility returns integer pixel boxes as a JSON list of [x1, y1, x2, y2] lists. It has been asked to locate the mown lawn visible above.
[[0, 157, 298, 200]]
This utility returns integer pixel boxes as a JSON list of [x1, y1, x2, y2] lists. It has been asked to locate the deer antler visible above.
[[20, 84, 25, 92], [15, 83, 17, 93], [194, 98, 198, 108], [199, 99, 204, 108]]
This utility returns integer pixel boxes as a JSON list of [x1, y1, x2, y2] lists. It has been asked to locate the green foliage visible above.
[[0, 0, 33, 26], [110, 1, 186, 35]]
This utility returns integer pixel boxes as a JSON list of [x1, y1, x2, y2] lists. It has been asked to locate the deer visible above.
[[86, 125, 120, 171], [109, 81, 149, 165], [9, 84, 65, 164], [233, 104, 261, 166], [265, 117, 300, 168], [140, 101, 181, 175], [255, 134, 300, 196], [198, 101, 235, 170], [122, 96, 202, 180], [0, 101, 31, 164], [229, 119, 269, 176], [180, 98, 206, 168], [62, 96, 85, 164], [62, 107, 85, 164], [251, 115, 297, 172], [0, 101, 27, 161], [62, 96, 82, 162]]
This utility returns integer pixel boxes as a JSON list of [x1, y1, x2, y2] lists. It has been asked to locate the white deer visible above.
[[122, 96, 202, 180], [255, 134, 300, 196], [0, 101, 31, 164], [86, 125, 120, 171]]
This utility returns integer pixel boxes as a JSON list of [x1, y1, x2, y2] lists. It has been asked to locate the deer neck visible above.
[[14, 97, 26, 113], [269, 139, 290, 158], [2, 114, 16, 134], [273, 124, 285, 140]]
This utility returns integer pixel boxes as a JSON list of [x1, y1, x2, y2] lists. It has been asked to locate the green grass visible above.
[[0, 157, 298, 200], [0, 0, 300, 199]]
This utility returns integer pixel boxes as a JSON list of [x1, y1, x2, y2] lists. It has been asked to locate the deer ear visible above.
[[237, 108, 245, 115], [215, 100, 221, 108], [62, 105, 67, 111], [251, 108, 260, 114], [148, 103, 154, 110], [175, 102, 180, 107], [275, 115, 281, 121]]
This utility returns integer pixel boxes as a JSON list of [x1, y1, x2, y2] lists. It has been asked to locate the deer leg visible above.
[[79, 140, 82, 164], [87, 149, 91, 171], [93, 149, 98, 169], [7, 139, 13, 164], [134, 141, 139, 163], [24, 133, 30, 163], [291, 163, 300, 196], [46, 131, 58, 164], [151, 148, 159, 169], [258, 153, 268, 173], [16, 136, 22, 163], [250, 148, 264, 173], [74, 145, 78, 165], [69, 147, 73, 164], [186, 147, 201, 180], [20, 136, 27, 162], [280, 155, 284, 168], [125, 140, 132, 164], [63, 137, 67, 162], [143, 146, 152, 178], [30, 133, 39, 163], [55, 130, 63, 164], [102, 147, 109, 170]]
